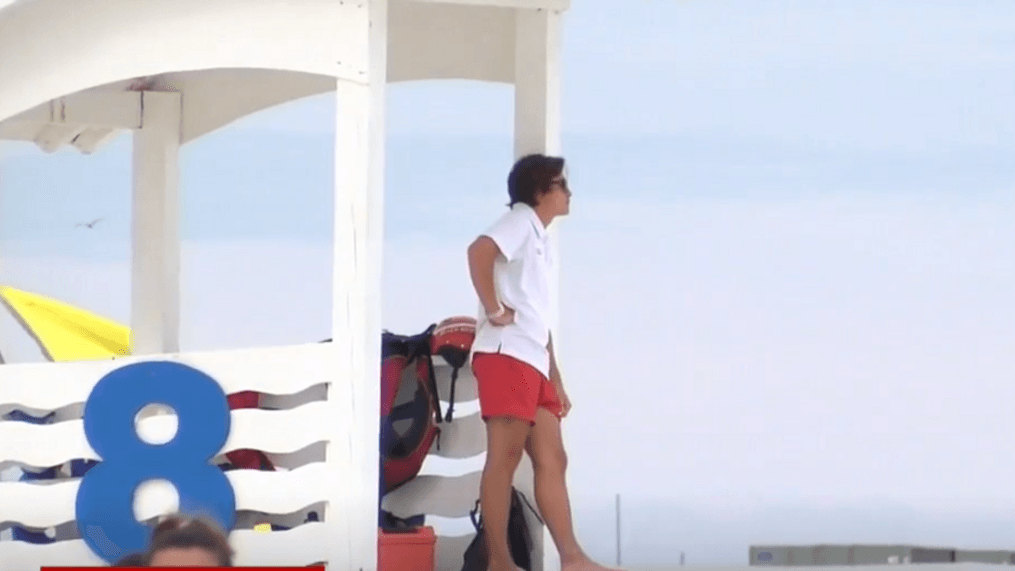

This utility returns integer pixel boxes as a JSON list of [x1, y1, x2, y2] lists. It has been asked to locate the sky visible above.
[[2, 0, 1015, 566]]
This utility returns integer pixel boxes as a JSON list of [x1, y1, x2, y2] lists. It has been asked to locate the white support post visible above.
[[514, 8, 563, 571], [365, 14, 389, 567], [332, 2, 386, 570], [131, 91, 182, 356], [514, 10, 562, 160]]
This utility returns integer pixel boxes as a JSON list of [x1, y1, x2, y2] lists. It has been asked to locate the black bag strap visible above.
[[469, 499, 482, 531], [378, 324, 444, 425], [513, 488, 543, 525], [469, 488, 543, 529], [407, 324, 443, 425], [445, 365, 461, 422], [424, 351, 442, 425]]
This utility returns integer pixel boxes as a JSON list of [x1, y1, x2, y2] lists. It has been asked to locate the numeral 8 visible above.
[[75, 361, 236, 562]]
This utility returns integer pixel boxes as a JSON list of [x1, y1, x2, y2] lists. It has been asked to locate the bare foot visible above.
[[562, 556, 627, 571]]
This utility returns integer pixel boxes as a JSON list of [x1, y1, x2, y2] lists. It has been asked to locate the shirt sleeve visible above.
[[480, 210, 529, 262]]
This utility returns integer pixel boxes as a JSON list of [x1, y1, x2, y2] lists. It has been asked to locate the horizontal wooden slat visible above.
[[227, 523, 339, 567], [208, 402, 336, 454], [0, 463, 337, 529], [259, 382, 328, 410], [0, 343, 337, 411], [235, 502, 326, 531], [431, 411, 485, 459], [0, 402, 337, 466], [263, 441, 327, 471], [0, 382, 327, 424], [0, 349, 467, 415], [0, 480, 78, 528], [382, 471, 481, 519], [231, 464, 332, 514], [0, 523, 333, 569], [0, 536, 104, 569], [0, 420, 94, 465], [3, 442, 329, 475], [0, 402, 83, 423], [1, 408, 473, 474], [0, 520, 80, 542]]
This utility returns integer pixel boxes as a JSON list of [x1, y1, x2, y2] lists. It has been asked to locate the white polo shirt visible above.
[[471, 203, 553, 379]]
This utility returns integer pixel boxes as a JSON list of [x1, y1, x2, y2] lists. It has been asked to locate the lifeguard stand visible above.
[[0, 1, 568, 570]]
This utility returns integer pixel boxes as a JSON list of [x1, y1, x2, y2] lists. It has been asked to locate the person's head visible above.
[[145, 514, 233, 567], [112, 552, 147, 567], [507, 154, 571, 222]]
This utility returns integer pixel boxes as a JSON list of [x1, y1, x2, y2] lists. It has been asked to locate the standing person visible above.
[[468, 154, 618, 571]]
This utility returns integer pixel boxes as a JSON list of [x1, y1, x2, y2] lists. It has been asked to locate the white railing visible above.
[[0, 343, 346, 569], [0, 344, 545, 571]]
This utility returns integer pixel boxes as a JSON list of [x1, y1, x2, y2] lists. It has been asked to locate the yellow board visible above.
[[0, 286, 131, 362]]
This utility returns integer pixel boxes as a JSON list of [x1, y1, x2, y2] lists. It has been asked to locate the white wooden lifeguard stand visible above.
[[0, 0, 567, 570]]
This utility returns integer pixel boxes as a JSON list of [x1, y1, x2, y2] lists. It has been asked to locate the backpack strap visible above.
[[469, 499, 482, 531], [380, 325, 444, 425], [513, 489, 544, 525], [468, 489, 541, 529], [410, 324, 443, 425], [444, 365, 462, 423]]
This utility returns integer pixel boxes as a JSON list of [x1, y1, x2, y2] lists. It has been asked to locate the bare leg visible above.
[[482, 416, 532, 571], [526, 407, 625, 571]]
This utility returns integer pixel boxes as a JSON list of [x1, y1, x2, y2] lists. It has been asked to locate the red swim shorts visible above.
[[472, 352, 563, 425]]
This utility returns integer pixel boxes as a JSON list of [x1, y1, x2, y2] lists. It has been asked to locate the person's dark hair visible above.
[[112, 552, 147, 567], [507, 154, 566, 207], [145, 514, 233, 567]]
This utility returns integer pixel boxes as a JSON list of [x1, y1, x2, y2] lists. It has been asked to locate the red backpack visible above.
[[380, 324, 443, 493], [380, 317, 477, 492]]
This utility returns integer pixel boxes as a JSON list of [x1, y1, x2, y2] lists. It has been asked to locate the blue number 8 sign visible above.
[[76, 361, 236, 562]]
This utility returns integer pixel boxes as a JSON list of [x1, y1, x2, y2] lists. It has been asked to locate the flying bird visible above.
[[76, 218, 103, 229]]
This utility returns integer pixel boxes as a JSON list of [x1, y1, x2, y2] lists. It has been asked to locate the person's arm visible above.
[[547, 332, 572, 417], [468, 213, 526, 325], [467, 236, 504, 318], [547, 331, 563, 386], [468, 237, 516, 326]]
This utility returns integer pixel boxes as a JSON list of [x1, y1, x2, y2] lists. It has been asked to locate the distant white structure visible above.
[[750, 545, 1015, 566], [0, 0, 568, 570]]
